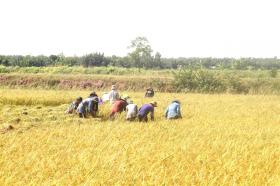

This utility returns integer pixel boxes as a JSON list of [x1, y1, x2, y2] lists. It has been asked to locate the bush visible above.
[[173, 69, 226, 93], [0, 66, 10, 73], [269, 69, 278, 78], [173, 69, 253, 94], [226, 76, 249, 94]]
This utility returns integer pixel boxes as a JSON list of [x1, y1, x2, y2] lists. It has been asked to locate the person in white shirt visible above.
[[126, 100, 138, 121], [108, 85, 120, 104]]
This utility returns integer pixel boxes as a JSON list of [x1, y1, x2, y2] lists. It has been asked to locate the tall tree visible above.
[[154, 52, 162, 69], [128, 37, 153, 71]]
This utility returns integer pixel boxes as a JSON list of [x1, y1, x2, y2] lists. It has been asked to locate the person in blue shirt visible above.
[[165, 100, 182, 119], [77, 92, 99, 118]]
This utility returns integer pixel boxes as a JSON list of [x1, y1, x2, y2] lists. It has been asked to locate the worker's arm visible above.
[[177, 105, 182, 118], [150, 109, 154, 121], [65, 102, 75, 114], [121, 104, 126, 112], [165, 107, 168, 118]]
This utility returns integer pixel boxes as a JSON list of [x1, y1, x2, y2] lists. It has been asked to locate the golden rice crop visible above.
[[0, 88, 280, 185]]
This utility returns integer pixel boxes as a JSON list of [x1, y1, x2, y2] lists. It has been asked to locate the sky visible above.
[[0, 0, 279, 58]]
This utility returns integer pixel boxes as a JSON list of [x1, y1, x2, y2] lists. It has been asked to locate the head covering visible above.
[[111, 85, 116, 90], [150, 101, 157, 107], [89, 92, 97, 97], [172, 99, 180, 104], [76, 97, 83, 102]]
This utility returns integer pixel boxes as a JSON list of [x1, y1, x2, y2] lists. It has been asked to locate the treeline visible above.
[[0, 53, 280, 70]]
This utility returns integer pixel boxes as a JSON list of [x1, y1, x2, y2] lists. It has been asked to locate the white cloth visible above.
[[101, 93, 110, 102], [126, 104, 138, 119]]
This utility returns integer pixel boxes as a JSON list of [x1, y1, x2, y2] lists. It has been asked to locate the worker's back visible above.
[[139, 104, 154, 116], [126, 103, 138, 115], [112, 99, 127, 112], [166, 102, 181, 119]]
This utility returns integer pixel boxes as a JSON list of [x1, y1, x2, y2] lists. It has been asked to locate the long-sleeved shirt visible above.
[[65, 101, 79, 114], [111, 99, 127, 113], [108, 90, 120, 104], [77, 96, 99, 113], [165, 102, 181, 119], [126, 104, 138, 119], [138, 104, 154, 119]]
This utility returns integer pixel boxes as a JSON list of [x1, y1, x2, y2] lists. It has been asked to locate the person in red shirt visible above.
[[109, 98, 128, 119]]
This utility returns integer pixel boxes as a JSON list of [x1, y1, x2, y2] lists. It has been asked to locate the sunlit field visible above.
[[1, 89, 280, 185]]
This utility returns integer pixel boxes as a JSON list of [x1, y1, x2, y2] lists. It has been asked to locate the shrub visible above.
[[226, 76, 249, 94], [173, 69, 226, 93], [269, 69, 278, 78]]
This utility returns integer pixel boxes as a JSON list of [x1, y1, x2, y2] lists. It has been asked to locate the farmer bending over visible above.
[[126, 100, 138, 121], [145, 87, 154, 97], [138, 101, 157, 122], [77, 92, 99, 118], [165, 100, 182, 120], [109, 97, 128, 119], [65, 97, 83, 114]]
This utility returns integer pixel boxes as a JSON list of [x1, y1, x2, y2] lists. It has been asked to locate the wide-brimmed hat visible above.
[[150, 101, 157, 107]]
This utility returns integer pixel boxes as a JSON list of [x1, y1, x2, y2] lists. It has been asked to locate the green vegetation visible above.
[[0, 65, 175, 76], [0, 66, 279, 94], [174, 69, 280, 94], [0, 37, 280, 70], [0, 37, 280, 94], [0, 73, 173, 92], [1, 54, 280, 70]]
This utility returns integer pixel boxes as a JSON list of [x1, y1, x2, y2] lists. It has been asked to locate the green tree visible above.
[[82, 53, 107, 67], [128, 37, 153, 71], [153, 52, 162, 69]]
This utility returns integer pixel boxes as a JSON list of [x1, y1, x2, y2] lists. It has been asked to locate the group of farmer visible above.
[[65, 85, 182, 122]]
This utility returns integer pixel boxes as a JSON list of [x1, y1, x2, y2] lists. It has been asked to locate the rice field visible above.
[[1, 88, 280, 185]]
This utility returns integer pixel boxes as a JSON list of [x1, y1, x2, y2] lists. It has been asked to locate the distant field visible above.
[[1, 66, 280, 94], [1, 89, 280, 185], [0, 65, 278, 78], [0, 66, 175, 77]]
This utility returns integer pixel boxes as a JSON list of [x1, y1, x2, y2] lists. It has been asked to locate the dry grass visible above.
[[0, 89, 280, 185]]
